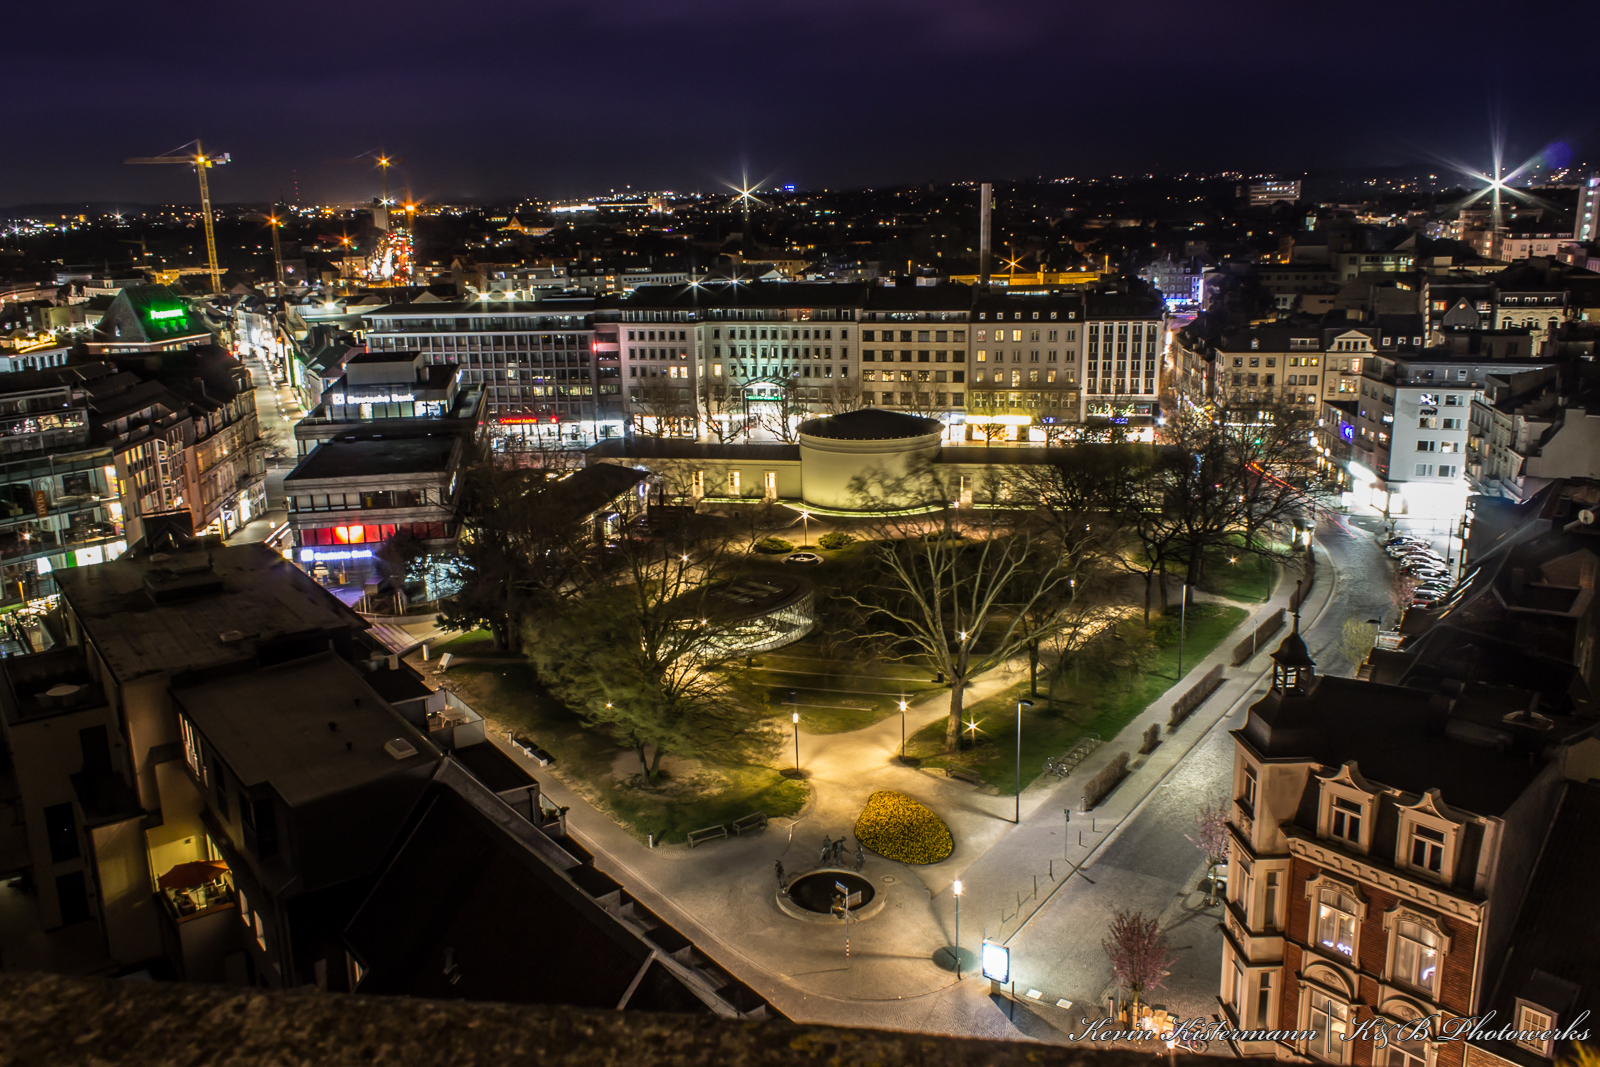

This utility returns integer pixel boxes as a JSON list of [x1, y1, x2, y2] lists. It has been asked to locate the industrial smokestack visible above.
[[979, 183, 992, 288]]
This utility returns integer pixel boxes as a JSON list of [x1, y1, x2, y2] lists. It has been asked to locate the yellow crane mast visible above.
[[126, 140, 230, 294]]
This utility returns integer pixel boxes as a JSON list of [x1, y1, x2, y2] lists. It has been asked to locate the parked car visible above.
[[1385, 535, 1429, 547]]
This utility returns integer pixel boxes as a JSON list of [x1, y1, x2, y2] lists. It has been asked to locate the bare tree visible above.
[[753, 380, 807, 443], [1188, 799, 1231, 904], [697, 379, 748, 442], [1102, 909, 1175, 1019], [630, 380, 698, 438], [844, 465, 1077, 751], [814, 377, 865, 416]]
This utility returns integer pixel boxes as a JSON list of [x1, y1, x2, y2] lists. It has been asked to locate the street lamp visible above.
[[1015, 699, 1034, 823], [1176, 582, 1188, 679], [800, 510, 810, 549], [952, 879, 963, 979], [792, 711, 801, 773], [898, 698, 908, 759]]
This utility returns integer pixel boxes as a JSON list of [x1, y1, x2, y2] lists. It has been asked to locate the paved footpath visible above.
[[476, 535, 1345, 1039]]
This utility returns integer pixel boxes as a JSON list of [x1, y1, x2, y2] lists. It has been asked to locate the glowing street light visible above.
[[898, 698, 908, 759], [800, 510, 810, 549], [792, 711, 801, 773]]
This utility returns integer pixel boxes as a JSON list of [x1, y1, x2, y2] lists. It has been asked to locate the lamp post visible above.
[[800, 510, 810, 549], [898, 698, 908, 759], [1176, 582, 1188, 679], [953, 879, 963, 979], [1015, 699, 1034, 823], [792, 712, 801, 773]]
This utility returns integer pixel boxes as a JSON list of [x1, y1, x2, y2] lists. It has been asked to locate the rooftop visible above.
[[286, 436, 458, 482], [52, 543, 365, 684], [798, 407, 942, 441], [172, 653, 439, 809]]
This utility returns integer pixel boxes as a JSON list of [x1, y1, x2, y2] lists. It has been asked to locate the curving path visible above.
[[452, 519, 1377, 1041]]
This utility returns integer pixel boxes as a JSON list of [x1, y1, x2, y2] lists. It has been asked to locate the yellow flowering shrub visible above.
[[854, 790, 954, 864]]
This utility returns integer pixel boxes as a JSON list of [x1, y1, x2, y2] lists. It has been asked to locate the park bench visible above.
[[731, 812, 768, 836], [944, 766, 983, 786], [686, 824, 729, 848], [509, 734, 555, 766]]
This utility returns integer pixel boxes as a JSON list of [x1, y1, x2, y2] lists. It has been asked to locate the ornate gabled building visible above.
[[1218, 604, 1600, 1066]]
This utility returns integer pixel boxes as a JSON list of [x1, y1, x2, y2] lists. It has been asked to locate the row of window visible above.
[[291, 489, 437, 512], [972, 369, 1068, 385], [867, 391, 964, 406], [298, 522, 450, 546], [863, 329, 966, 342], [863, 369, 967, 383], [976, 350, 1071, 363], [1415, 464, 1459, 478], [862, 349, 962, 363]]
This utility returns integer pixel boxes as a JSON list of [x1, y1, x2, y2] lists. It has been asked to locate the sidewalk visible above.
[[473, 540, 1340, 1032]]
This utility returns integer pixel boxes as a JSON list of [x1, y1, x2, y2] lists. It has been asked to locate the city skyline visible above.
[[11, 0, 1596, 206]]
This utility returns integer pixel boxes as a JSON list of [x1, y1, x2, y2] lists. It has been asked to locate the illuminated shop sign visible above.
[[146, 307, 186, 322], [300, 547, 373, 562]]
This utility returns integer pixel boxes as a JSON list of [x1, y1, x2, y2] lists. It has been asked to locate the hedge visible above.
[[1168, 664, 1224, 729], [1083, 751, 1130, 810]]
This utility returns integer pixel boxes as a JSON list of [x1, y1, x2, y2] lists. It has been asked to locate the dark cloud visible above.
[[8, 0, 1594, 206]]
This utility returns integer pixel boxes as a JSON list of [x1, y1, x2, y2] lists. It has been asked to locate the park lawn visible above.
[[436, 628, 494, 652], [442, 653, 808, 844], [1195, 535, 1292, 602], [905, 602, 1248, 791]]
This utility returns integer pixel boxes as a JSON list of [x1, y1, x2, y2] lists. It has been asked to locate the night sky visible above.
[[14, 0, 1595, 207]]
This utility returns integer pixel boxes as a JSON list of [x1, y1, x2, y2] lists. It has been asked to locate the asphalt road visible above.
[[1002, 511, 1395, 1032]]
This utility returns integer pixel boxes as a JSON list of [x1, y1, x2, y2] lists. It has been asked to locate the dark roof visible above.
[[52, 543, 366, 684], [286, 436, 457, 482], [1238, 674, 1577, 817], [172, 653, 439, 809], [1475, 782, 1600, 1067], [798, 407, 942, 441], [624, 282, 870, 309], [538, 464, 648, 524], [1271, 629, 1315, 667]]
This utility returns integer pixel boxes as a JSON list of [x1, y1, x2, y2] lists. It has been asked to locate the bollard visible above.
[[647, 834, 655, 848], [1033, 874, 1038, 898], [422, 642, 430, 661]]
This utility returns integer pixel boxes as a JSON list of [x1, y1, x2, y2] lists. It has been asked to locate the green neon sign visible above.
[[147, 307, 186, 321]]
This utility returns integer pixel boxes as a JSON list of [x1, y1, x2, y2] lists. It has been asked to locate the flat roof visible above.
[[173, 653, 439, 808], [286, 436, 457, 482], [53, 543, 366, 684]]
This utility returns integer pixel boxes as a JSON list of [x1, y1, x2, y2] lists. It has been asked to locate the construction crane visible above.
[[126, 140, 230, 294]]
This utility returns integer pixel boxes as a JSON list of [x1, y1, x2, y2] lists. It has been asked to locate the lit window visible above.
[[1241, 765, 1258, 812], [1516, 1005, 1554, 1056], [1392, 921, 1440, 994], [1315, 889, 1358, 957], [1309, 997, 1350, 1063]]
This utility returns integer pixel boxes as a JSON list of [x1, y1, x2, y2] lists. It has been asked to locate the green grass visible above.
[[905, 602, 1248, 791], [437, 628, 494, 652], [443, 653, 808, 844], [1196, 539, 1281, 601]]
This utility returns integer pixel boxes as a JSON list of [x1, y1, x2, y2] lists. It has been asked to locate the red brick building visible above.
[[1218, 607, 1598, 1065]]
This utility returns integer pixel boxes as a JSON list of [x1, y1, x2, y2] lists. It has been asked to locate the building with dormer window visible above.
[[1218, 598, 1599, 1065]]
